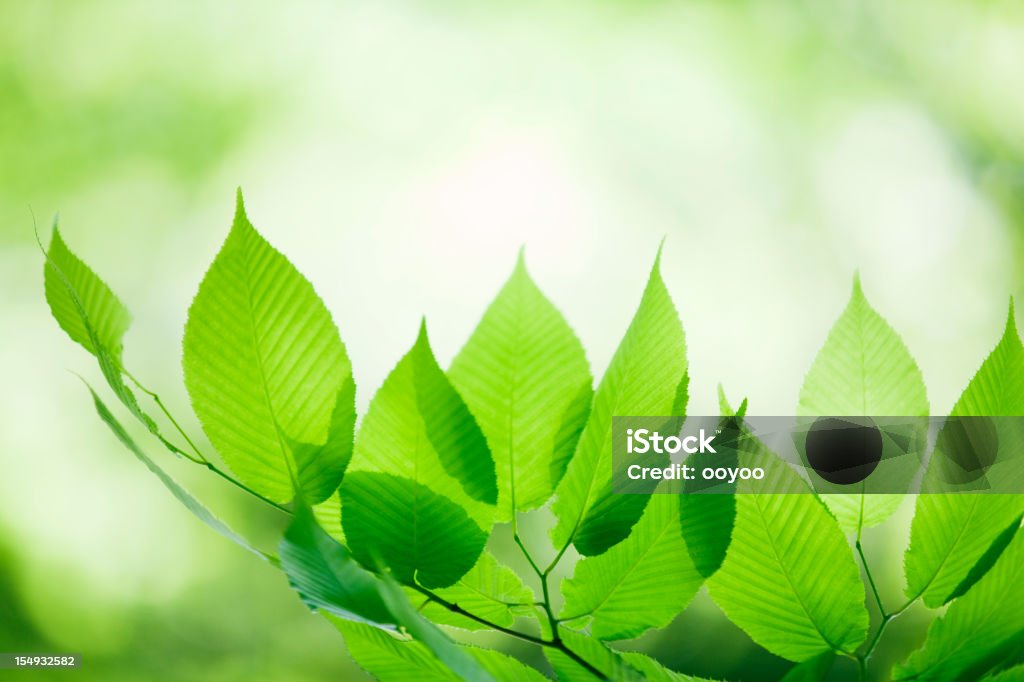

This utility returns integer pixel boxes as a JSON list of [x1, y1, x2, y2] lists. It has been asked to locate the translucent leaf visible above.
[[332, 619, 545, 682], [708, 433, 869, 661], [183, 191, 354, 504], [449, 251, 592, 521], [89, 387, 268, 561], [798, 276, 928, 532], [44, 226, 184, 457], [905, 304, 1024, 607], [895, 530, 1024, 680], [781, 652, 836, 681], [341, 322, 495, 588], [551, 249, 687, 557], [44, 226, 131, 361], [560, 494, 702, 640], [417, 552, 535, 631]]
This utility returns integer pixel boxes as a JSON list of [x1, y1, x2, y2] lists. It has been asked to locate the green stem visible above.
[[856, 540, 886, 617]]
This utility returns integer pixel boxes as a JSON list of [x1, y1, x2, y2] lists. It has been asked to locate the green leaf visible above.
[[44, 225, 131, 361], [798, 275, 928, 532], [332, 619, 546, 682], [449, 251, 592, 522], [89, 387, 268, 561], [44, 225, 185, 456], [708, 432, 869, 662], [341, 322, 496, 588], [278, 502, 395, 628], [894, 529, 1024, 681], [418, 552, 535, 631], [183, 191, 354, 504], [560, 493, 702, 640], [781, 652, 836, 682], [551, 249, 687, 557], [905, 304, 1024, 607]]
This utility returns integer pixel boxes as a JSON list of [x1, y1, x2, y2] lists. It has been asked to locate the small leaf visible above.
[[449, 251, 592, 521], [708, 431, 869, 661], [89, 387, 268, 561], [551, 248, 687, 557], [418, 552, 535, 631], [894, 529, 1024, 680], [183, 191, 354, 504], [905, 303, 1024, 607], [44, 226, 131, 361], [560, 493, 702, 640], [278, 502, 394, 628], [798, 276, 928, 533], [332, 619, 546, 682], [341, 323, 495, 587]]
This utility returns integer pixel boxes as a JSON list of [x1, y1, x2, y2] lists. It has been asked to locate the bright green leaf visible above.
[[781, 652, 836, 682], [449, 251, 592, 522], [905, 304, 1024, 607], [418, 552, 535, 631], [708, 432, 869, 661], [798, 276, 928, 533], [985, 666, 1024, 682], [44, 225, 131, 361], [183, 190, 354, 504], [560, 493, 702, 640], [551, 249, 687, 557], [89, 387, 269, 561], [894, 529, 1024, 681], [545, 628, 716, 681], [341, 322, 495, 588]]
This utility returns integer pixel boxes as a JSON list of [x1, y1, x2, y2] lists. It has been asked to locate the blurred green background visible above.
[[2, 0, 1023, 679]]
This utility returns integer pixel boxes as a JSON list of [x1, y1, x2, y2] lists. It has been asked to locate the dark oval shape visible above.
[[805, 417, 883, 485]]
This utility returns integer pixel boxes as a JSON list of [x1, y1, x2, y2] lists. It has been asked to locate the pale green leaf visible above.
[[449, 251, 592, 521], [278, 502, 394, 628], [798, 276, 928, 533], [89, 387, 268, 561], [183, 191, 354, 504], [332, 619, 546, 682], [894, 530, 1024, 681], [341, 322, 496, 588], [708, 433, 869, 661], [905, 304, 1024, 607], [551, 249, 687, 557], [560, 493, 702, 640], [418, 552, 535, 631], [45, 225, 131, 361]]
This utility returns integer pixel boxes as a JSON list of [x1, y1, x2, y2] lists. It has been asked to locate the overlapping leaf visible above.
[[183, 191, 354, 504], [560, 492, 702, 640], [449, 252, 592, 522], [545, 627, 716, 681], [798, 276, 928, 532], [341, 322, 496, 588], [895, 529, 1024, 680], [905, 303, 1024, 607], [551, 250, 688, 557], [708, 433, 869, 661]]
